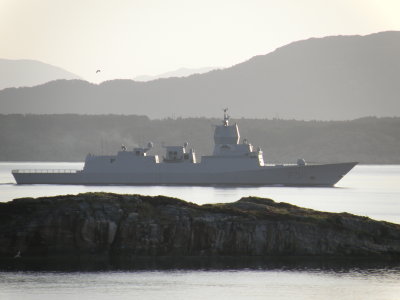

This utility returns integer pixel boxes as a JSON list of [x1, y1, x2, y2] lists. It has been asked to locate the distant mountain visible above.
[[0, 59, 81, 90], [1, 31, 400, 120], [133, 67, 216, 81]]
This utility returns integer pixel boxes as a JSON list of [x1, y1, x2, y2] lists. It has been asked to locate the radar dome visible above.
[[297, 158, 306, 166]]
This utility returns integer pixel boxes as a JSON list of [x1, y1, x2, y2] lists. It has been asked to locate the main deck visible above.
[[12, 162, 357, 186]]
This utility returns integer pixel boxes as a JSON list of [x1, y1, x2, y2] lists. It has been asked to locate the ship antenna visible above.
[[223, 108, 229, 126]]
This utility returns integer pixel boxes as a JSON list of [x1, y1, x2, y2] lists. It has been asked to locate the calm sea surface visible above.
[[0, 163, 400, 299], [1, 163, 399, 223]]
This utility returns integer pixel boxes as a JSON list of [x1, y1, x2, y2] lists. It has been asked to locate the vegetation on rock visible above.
[[0, 193, 399, 261]]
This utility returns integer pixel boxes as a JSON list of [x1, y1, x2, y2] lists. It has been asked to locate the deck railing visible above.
[[12, 169, 80, 174]]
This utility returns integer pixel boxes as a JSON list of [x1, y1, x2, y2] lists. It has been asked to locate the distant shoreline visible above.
[[1, 115, 399, 163]]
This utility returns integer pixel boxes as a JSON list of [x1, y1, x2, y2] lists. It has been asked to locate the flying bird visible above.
[[96, 69, 101, 73]]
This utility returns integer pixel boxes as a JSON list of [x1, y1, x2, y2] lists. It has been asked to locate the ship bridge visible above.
[[213, 111, 240, 145], [210, 109, 264, 166]]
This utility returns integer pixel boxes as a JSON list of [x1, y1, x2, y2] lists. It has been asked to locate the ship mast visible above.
[[223, 108, 229, 126]]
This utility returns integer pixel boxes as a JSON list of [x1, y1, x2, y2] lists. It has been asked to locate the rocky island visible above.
[[0, 193, 399, 268]]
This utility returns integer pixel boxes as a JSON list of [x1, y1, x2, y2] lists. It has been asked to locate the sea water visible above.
[[1, 268, 400, 300], [0, 163, 399, 299], [1, 163, 399, 223]]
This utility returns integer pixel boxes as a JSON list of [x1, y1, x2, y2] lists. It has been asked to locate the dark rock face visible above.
[[1, 193, 400, 259]]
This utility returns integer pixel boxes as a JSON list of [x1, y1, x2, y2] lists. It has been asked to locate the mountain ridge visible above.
[[133, 67, 216, 81], [0, 59, 82, 90], [1, 31, 399, 120]]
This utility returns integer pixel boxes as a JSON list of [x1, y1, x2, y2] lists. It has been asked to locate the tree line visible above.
[[1, 114, 399, 164]]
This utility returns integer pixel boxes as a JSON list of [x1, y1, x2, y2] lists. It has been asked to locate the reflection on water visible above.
[[1, 266, 400, 300], [1, 256, 400, 273], [1, 163, 400, 300]]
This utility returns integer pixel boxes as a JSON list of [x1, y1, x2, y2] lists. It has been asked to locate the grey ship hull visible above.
[[12, 162, 357, 186]]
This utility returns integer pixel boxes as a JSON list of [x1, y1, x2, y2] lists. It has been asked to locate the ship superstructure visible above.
[[12, 110, 357, 186]]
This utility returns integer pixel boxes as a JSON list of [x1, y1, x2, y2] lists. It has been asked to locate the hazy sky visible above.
[[1, 0, 399, 82]]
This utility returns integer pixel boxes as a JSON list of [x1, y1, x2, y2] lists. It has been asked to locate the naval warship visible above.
[[12, 110, 357, 186]]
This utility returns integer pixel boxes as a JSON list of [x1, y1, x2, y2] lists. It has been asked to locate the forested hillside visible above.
[[1, 115, 399, 163]]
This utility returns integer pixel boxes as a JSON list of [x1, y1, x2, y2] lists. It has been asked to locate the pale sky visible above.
[[1, 0, 399, 82]]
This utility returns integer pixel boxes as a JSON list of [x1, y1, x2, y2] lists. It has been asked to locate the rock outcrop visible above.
[[1, 193, 399, 260]]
